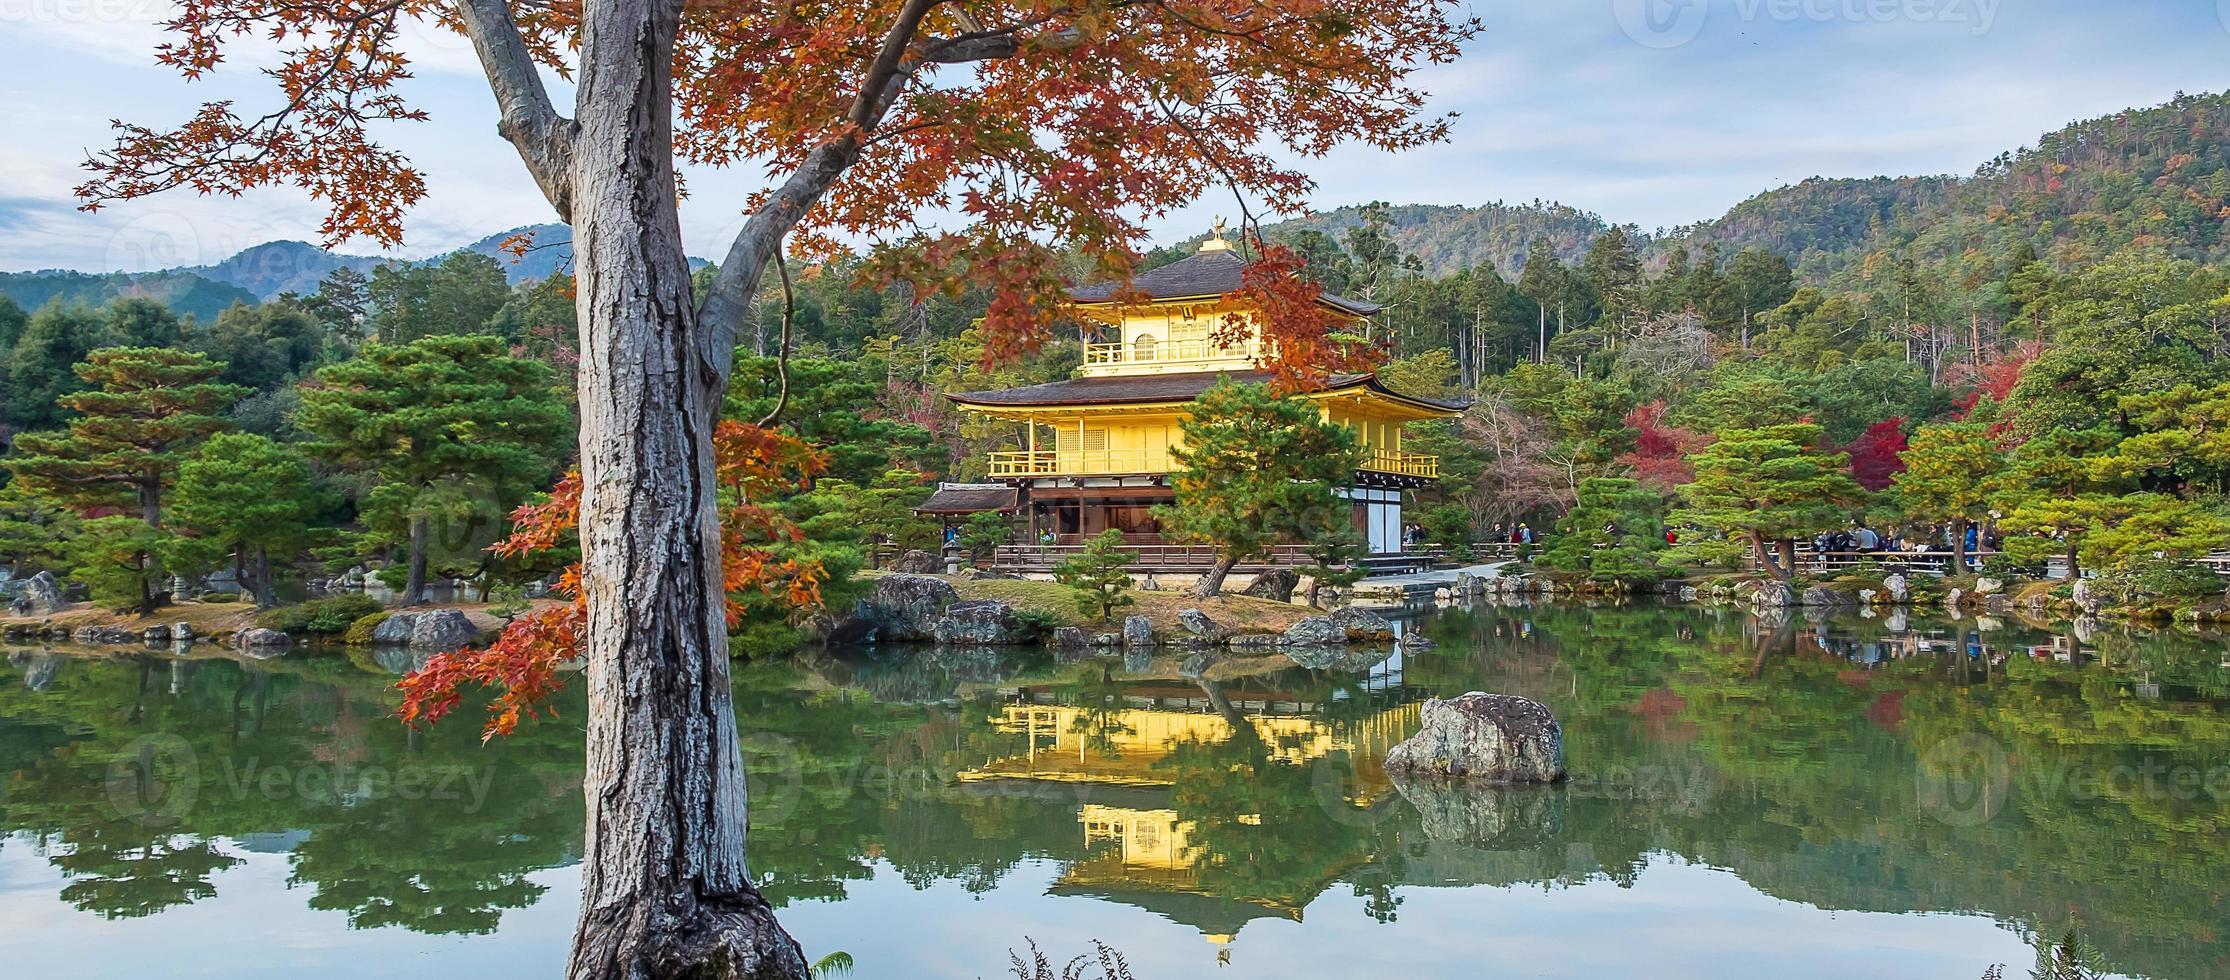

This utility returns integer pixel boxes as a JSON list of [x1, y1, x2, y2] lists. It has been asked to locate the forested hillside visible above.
[[0, 269, 255, 322], [1277, 90, 2230, 285]]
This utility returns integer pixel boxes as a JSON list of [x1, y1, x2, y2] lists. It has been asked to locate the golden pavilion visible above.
[[934, 226, 1465, 574]]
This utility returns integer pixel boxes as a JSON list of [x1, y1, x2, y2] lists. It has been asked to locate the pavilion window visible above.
[[1133, 334, 1158, 360]]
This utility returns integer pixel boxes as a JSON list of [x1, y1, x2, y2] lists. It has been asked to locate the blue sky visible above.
[[1, 0, 2226, 272]]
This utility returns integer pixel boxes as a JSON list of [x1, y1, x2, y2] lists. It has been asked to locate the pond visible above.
[[1, 601, 2225, 979]]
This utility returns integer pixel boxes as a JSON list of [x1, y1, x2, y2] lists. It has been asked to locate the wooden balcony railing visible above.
[[1360, 449, 1439, 479], [1082, 338, 1260, 368], [987, 447, 1440, 479]]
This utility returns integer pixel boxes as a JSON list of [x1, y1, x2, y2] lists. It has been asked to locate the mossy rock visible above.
[[343, 611, 392, 645]]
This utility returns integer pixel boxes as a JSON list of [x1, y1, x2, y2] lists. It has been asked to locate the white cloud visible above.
[[2, 0, 2228, 270]]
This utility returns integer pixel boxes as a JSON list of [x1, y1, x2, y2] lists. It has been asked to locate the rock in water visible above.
[[1332, 606, 1396, 642], [2072, 578, 2100, 614], [1121, 614, 1155, 650], [1383, 692, 1566, 783], [1882, 573, 1910, 603], [1800, 585, 1854, 608], [1050, 626, 1091, 650], [844, 574, 959, 643], [889, 549, 942, 574], [1278, 616, 1345, 646], [932, 599, 1027, 645], [1748, 581, 1794, 610], [1239, 568, 1299, 603], [1974, 576, 2005, 596], [371, 609, 481, 651], [1177, 608, 1220, 639], [236, 628, 292, 649], [19, 571, 66, 615]]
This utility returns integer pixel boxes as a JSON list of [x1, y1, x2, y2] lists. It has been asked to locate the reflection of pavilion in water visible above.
[[957, 674, 1426, 955]]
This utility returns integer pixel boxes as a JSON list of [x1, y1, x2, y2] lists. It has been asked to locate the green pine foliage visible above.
[[1053, 530, 1138, 622], [1537, 477, 1667, 585], [1153, 380, 1365, 598]]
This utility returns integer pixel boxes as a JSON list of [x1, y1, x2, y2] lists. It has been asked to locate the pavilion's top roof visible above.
[[1067, 247, 1381, 318], [947, 370, 1467, 414]]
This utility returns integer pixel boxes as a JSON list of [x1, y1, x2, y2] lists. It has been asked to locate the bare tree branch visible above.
[[453, 0, 577, 219]]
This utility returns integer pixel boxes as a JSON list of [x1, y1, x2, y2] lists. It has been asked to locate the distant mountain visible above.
[[186, 240, 387, 300], [1269, 90, 2230, 284], [0, 269, 257, 322], [461, 224, 578, 282]]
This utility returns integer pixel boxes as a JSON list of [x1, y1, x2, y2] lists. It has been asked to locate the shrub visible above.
[[343, 612, 391, 645], [258, 594, 385, 634], [199, 592, 241, 603]]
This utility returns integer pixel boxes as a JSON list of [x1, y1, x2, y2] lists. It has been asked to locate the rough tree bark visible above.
[[560, 1, 807, 976], [402, 515, 430, 607], [1191, 553, 1240, 598], [450, 0, 1019, 974]]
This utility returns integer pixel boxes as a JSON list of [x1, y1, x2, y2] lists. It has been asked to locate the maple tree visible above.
[[77, 0, 1477, 975], [402, 419, 827, 737], [1844, 417, 1909, 492]]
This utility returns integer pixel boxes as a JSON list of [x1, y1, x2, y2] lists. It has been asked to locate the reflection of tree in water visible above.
[[0, 652, 584, 934]]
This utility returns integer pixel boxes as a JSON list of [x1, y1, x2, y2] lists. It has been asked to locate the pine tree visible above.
[[296, 334, 569, 605], [1673, 422, 1864, 581], [170, 432, 327, 608], [1888, 422, 2010, 573], [1053, 529, 1137, 622], [1537, 477, 1666, 585], [1153, 381, 1365, 598], [7, 347, 248, 613]]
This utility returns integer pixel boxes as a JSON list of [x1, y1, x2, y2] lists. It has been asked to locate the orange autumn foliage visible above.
[[396, 421, 828, 739], [77, 0, 1478, 383]]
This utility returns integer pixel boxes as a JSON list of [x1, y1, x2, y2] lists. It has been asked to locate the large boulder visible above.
[[843, 574, 959, 644], [888, 549, 942, 574], [1800, 585, 1855, 608], [1383, 692, 1566, 783], [236, 628, 292, 650], [371, 609, 481, 651], [18, 571, 66, 615], [73, 625, 134, 644], [932, 599, 1029, 645], [1050, 626, 1092, 650], [1238, 568, 1300, 603], [1882, 573, 1911, 604], [2072, 578, 2101, 614], [1177, 608, 1221, 639], [1332, 606, 1396, 643], [1974, 576, 2005, 596], [1748, 581, 1794, 610], [1278, 616, 1345, 647], [1121, 614, 1155, 650]]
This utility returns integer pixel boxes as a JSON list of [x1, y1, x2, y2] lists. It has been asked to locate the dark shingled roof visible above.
[[915, 485, 1019, 514], [948, 371, 1467, 413], [1068, 248, 1381, 317]]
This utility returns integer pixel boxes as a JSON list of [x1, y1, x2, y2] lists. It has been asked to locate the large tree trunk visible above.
[[1950, 517, 1970, 575], [1191, 553, 1240, 598], [253, 547, 277, 611], [563, 2, 806, 977], [402, 515, 430, 606]]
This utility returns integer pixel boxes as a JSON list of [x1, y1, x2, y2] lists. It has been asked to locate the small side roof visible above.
[[948, 370, 1467, 416], [915, 484, 1020, 515]]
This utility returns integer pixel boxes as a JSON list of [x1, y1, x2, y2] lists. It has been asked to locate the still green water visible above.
[[1, 602, 2225, 979]]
